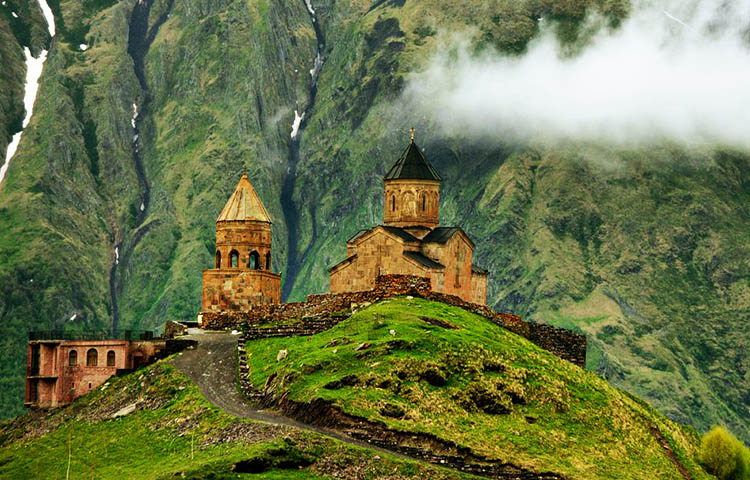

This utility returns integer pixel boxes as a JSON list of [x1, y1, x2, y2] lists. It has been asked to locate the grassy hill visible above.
[[244, 297, 710, 480], [0, 297, 715, 479], [0, 360, 481, 480]]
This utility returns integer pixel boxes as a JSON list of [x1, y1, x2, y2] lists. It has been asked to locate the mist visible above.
[[404, 0, 750, 147]]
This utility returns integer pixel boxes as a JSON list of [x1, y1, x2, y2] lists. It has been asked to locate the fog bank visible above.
[[405, 0, 750, 147]]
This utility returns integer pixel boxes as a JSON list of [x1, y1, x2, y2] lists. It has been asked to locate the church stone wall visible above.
[[202, 270, 281, 311], [471, 273, 488, 305], [201, 274, 587, 369], [384, 179, 440, 228], [331, 229, 484, 304], [433, 235, 475, 301], [330, 231, 424, 294]]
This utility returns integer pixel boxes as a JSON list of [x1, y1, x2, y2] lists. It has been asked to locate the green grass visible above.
[[0, 359, 484, 480], [245, 297, 712, 480]]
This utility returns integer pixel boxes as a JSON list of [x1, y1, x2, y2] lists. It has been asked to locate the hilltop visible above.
[[240, 297, 708, 480], [0, 297, 712, 479]]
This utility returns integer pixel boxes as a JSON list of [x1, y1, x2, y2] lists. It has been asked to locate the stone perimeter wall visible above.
[[201, 275, 587, 368]]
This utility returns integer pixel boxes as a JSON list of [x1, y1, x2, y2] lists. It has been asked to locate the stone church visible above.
[[201, 173, 281, 311], [201, 132, 488, 309], [329, 131, 488, 304]]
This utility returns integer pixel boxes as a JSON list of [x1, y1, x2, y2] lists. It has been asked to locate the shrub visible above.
[[700, 426, 750, 480], [457, 381, 512, 415]]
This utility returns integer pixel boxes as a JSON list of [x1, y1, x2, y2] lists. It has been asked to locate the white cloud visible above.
[[404, 0, 750, 147]]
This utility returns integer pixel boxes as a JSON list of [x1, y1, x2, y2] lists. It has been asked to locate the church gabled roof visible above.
[[403, 251, 444, 270], [381, 226, 420, 242], [384, 132, 441, 181], [423, 227, 460, 244], [217, 173, 271, 223], [423, 227, 475, 248]]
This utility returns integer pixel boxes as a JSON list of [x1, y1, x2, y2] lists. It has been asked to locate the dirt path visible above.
[[649, 424, 692, 480], [170, 330, 414, 459]]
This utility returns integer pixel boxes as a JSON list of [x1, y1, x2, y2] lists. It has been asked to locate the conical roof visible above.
[[384, 133, 441, 181], [217, 173, 271, 223]]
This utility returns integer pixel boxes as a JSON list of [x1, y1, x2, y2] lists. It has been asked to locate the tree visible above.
[[701, 426, 750, 480]]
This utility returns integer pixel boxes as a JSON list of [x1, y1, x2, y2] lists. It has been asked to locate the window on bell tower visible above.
[[249, 251, 260, 270]]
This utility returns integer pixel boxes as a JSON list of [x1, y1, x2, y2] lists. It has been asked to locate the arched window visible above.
[[265, 252, 272, 270], [69, 350, 78, 366], [107, 350, 116, 367], [422, 194, 426, 211], [391, 195, 396, 212], [215, 250, 221, 268], [403, 192, 416, 215], [86, 348, 98, 367], [249, 251, 260, 270], [230, 250, 239, 268]]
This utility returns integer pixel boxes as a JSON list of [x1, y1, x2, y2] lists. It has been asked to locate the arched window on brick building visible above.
[[69, 350, 78, 366], [265, 252, 271, 270], [86, 349, 98, 367], [421, 193, 426, 211], [215, 250, 221, 268], [391, 195, 396, 212], [230, 250, 239, 268], [249, 251, 260, 270], [107, 350, 116, 367]]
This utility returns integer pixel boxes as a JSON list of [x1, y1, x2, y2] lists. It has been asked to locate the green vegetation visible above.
[[0, 0, 747, 454], [0, 360, 481, 480], [245, 298, 710, 480], [700, 426, 750, 480]]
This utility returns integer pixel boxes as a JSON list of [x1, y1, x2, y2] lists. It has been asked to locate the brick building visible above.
[[329, 131, 488, 304], [201, 173, 281, 311], [25, 333, 164, 408]]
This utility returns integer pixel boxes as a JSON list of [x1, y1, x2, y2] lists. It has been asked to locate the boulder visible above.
[[112, 403, 137, 418]]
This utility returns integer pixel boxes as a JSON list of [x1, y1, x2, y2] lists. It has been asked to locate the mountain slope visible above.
[[0, 0, 747, 445], [243, 297, 709, 480], [0, 360, 482, 479]]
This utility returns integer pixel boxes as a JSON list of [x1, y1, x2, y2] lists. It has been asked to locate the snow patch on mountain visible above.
[[0, 48, 48, 185], [0, 0, 55, 188], [38, 0, 55, 36], [291, 110, 304, 139], [304, 0, 315, 16]]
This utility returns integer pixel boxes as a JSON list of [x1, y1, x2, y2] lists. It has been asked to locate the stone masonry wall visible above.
[[201, 270, 281, 311], [201, 275, 587, 368]]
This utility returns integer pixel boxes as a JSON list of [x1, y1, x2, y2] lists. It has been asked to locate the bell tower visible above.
[[383, 129, 441, 233], [214, 172, 273, 271], [201, 173, 281, 311]]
